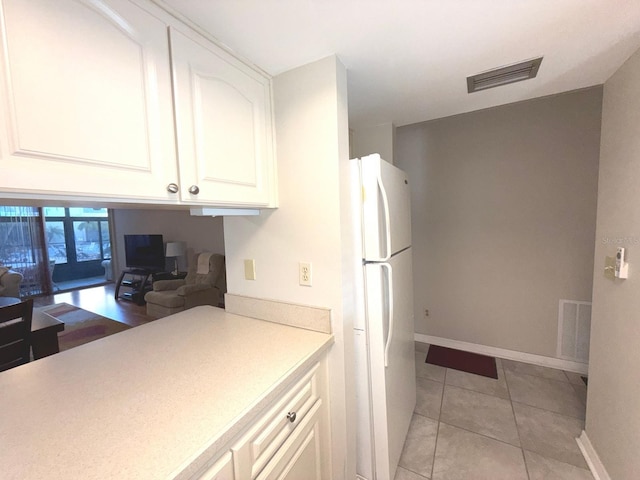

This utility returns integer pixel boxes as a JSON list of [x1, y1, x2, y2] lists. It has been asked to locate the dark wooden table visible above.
[[0, 297, 65, 359], [31, 310, 65, 359]]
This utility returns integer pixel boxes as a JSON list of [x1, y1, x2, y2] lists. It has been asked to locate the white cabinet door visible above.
[[255, 401, 323, 480], [231, 364, 321, 479], [0, 0, 179, 202], [170, 27, 276, 207], [196, 451, 235, 480]]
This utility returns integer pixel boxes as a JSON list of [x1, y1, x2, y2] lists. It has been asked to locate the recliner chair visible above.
[[144, 253, 226, 318], [0, 267, 23, 298]]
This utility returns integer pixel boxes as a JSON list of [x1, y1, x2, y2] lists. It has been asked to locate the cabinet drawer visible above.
[[255, 400, 322, 480], [232, 363, 320, 479]]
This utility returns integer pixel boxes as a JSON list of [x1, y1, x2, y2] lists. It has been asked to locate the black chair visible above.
[[0, 299, 34, 372]]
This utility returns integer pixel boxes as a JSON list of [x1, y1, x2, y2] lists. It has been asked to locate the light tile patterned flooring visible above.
[[395, 345, 593, 480]]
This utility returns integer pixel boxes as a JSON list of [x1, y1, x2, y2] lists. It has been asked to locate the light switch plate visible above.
[[244, 259, 256, 280], [604, 256, 615, 280]]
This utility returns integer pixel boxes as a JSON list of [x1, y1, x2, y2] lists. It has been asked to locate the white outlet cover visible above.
[[299, 262, 312, 286]]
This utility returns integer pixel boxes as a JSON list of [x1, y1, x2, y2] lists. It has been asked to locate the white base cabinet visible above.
[[191, 360, 329, 480], [0, 0, 277, 208], [255, 402, 323, 480], [197, 452, 235, 480]]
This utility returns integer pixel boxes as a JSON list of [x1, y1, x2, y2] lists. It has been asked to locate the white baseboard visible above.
[[576, 430, 611, 480], [415, 333, 589, 375]]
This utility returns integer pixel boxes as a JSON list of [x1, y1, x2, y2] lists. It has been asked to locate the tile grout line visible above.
[[504, 363, 532, 480], [398, 462, 429, 480], [435, 363, 525, 449], [441, 380, 508, 401], [428, 367, 448, 479], [509, 399, 586, 422], [414, 355, 590, 479], [437, 419, 525, 450], [504, 367, 571, 385], [503, 370, 587, 421]]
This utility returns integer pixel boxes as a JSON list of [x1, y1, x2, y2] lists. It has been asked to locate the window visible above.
[[0, 206, 113, 294]]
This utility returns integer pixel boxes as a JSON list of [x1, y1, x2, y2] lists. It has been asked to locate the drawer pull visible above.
[[286, 411, 297, 423]]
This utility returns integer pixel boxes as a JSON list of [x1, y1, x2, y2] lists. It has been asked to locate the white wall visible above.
[[395, 87, 602, 358], [111, 208, 224, 274], [585, 47, 640, 479], [351, 122, 395, 163], [223, 56, 355, 479]]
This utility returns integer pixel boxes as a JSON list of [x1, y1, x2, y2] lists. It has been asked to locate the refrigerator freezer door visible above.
[[362, 247, 416, 480], [360, 154, 412, 261]]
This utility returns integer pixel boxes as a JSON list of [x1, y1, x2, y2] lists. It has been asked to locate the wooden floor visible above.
[[33, 282, 155, 328]]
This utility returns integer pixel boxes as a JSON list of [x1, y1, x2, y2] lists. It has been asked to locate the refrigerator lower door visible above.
[[362, 248, 416, 480], [354, 328, 375, 480]]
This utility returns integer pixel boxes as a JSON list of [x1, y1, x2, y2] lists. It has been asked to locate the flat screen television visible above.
[[124, 234, 165, 272]]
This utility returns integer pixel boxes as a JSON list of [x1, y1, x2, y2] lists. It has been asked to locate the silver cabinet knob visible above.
[[166, 183, 179, 194], [286, 411, 296, 423], [189, 185, 200, 195]]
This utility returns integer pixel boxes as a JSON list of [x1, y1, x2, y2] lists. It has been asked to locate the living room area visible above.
[[0, 206, 226, 351]]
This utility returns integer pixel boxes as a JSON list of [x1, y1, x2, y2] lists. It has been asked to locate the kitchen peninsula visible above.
[[0, 306, 333, 479]]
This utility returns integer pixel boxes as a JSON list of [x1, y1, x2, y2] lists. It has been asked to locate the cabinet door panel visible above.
[[170, 27, 275, 206], [231, 364, 319, 479], [0, 0, 178, 201], [196, 451, 235, 480], [255, 401, 322, 480]]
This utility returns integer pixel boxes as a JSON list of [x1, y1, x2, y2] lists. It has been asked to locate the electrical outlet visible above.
[[299, 262, 312, 286], [425, 309, 429, 317]]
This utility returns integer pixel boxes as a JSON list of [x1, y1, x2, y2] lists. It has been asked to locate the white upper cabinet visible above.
[[0, 0, 179, 202], [170, 27, 276, 207], [0, 0, 277, 208]]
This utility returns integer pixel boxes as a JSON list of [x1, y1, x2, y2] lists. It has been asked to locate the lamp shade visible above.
[[165, 241, 186, 258]]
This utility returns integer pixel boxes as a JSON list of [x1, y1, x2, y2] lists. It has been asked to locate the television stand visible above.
[[115, 269, 157, 305]]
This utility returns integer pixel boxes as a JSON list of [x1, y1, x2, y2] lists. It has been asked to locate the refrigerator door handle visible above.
[[377, 174, 392, 262], [381, 262, 394, 367]]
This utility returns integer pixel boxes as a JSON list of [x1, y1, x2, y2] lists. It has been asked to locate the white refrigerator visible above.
[[351, 154, 417, 480]]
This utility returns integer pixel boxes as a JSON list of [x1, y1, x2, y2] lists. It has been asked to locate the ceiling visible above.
[[160, 0, 640, 129]]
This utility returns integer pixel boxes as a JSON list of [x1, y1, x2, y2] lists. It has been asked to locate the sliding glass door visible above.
[[43, 208, 111, 282], [0, 206, 112, 296]]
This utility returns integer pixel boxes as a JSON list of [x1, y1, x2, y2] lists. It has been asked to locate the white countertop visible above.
[[0, 306, 333, 479]]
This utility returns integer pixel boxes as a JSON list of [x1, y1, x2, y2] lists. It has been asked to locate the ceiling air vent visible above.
[[467, 56, 543, 93]]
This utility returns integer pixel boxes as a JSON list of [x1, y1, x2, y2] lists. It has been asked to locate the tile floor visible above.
[[395, 345, 593, 480]]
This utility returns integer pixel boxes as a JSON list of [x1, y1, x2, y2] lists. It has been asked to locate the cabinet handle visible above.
[[166, 183, 179, 194], [189, 185, 200, 195], [286, 411, 296, 423]]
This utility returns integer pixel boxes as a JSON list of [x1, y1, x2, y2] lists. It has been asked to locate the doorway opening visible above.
[[0, 206, 113, 296]]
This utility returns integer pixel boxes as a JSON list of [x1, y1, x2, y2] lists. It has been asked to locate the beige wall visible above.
[[111, 208, 224, 274], [223, 56, 355, 479], [395, 87, 602, 358], [351, 122, 395, 163], [586, 48, 640, 479]]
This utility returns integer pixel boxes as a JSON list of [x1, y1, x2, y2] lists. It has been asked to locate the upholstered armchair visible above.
[[0, 267, 23, 298], [144, 253, 226, 318]]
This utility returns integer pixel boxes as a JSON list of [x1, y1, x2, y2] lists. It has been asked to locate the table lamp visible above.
[[165, 241, 186, 275]]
